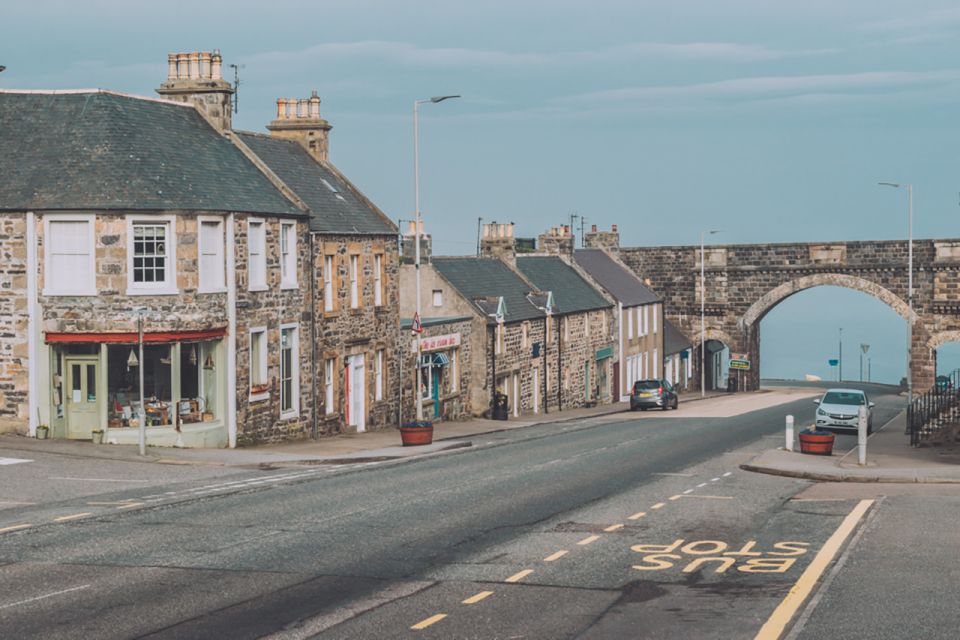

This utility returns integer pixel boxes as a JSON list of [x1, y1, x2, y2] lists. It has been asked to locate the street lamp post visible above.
[[700, 230, 720, 398], [413, 95, 459, 423], [838, 327, 843, 382], [879, 182, 913, 404]]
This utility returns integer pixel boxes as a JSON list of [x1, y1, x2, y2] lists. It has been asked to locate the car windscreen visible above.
[[634, 381, 661, 391], [822, 391, 865, 405]]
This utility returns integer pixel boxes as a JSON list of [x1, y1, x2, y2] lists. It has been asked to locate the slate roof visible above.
[[0, 91, 301, 215], [515, 256, 612, 315], [664, 319, 692, 355], [432, 258, 546, 323], [573, 249, 661, 306], [236, 132, 396, 235]]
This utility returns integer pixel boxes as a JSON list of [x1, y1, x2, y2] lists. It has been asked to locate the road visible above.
[[0, 384, 954, 639]]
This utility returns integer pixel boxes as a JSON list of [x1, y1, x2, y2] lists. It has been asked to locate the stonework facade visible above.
[[0, 214, 28, 431]]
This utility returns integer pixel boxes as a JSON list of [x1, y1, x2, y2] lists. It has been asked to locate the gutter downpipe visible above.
[[309, 232, 319, 439], [26, 212, 38, 437], [543, 313, 549, 414], [226, 213, 237, 448], [557, 315, 563, 411], [617, 302, 625, 402], [490, 322, 496, 415]]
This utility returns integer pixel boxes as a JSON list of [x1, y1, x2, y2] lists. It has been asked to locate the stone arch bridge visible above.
[[617, 239, 960, 392]]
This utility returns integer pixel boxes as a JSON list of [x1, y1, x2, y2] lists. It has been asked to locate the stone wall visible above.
[[0, 214, 28, 431], [619, 239, 960, 391]]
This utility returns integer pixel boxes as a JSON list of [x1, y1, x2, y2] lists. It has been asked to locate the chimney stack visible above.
[[537, 225, 575, 256], [401, 220, 432, 264], [156, 50, 234, 131], [584, 224, 620, 253], [266, 90, 333, 163], [480, 222, 516, 266]]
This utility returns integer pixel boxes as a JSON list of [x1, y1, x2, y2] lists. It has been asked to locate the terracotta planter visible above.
[[400, 422, 434, 446], [798, 430, 834, 456]]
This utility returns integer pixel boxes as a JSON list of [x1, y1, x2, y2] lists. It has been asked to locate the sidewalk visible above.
[[0, 389, 729, 468], [741, 411, 960, 484]]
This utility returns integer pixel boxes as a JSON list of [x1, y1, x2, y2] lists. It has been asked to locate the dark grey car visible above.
[[630, 379, 678, 411]]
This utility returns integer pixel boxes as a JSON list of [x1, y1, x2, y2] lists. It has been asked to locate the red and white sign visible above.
[[412, 332, 461, 353], [411, 313, 423, 335]]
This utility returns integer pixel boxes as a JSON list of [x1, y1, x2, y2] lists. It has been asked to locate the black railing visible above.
[[907, 369, 960, 446]]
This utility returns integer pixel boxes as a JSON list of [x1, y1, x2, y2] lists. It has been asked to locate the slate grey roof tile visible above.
[[573, 249, 661, 306], [515, 255, 612, 315], [432, 257, 545, 323]]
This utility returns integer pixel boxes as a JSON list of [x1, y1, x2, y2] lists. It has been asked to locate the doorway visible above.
[[348, 354, 366, 432], [65, 356, 100, 439]]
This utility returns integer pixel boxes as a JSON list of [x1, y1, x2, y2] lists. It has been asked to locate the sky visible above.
[[3, 0, 960, 383]]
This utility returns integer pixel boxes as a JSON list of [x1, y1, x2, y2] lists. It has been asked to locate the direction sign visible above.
[[729, 359, 750, 371]]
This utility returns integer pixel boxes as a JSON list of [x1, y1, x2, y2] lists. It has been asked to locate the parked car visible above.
[[631, 379, 678, 411], [813, 388, 874, 434]]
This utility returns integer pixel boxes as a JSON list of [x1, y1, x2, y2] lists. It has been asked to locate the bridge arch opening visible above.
[[755, 282, 907, 385]]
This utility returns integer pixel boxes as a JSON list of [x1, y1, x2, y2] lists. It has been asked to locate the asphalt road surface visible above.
[[1, 384, 953, 639]]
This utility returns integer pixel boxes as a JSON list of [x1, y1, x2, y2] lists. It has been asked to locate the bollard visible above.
[[857, 406, 868, 465], [785, 415, 794, 452]]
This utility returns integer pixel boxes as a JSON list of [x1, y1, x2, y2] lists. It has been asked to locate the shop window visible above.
[[280, 325, 299, 416], [44, 215, 96, 296], [248, 219, 267, 290], [178, 341, 219, 424], [324, 255, 335, 312], [250, 328, 268, 397], [374, 254, 384, 307], [280, 222, 297, 289], [128, 216, 176, 293], [107, 343, 173, 427], [375, 349, 384, 401], [324, 357, 336, 414], [199, 218, 225, 292]]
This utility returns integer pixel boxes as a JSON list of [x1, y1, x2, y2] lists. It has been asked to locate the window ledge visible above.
[[279, 410, 300, 421], [125, 287, 180, 296], [198, 287, 227, 295], [280, 283, 299, 291], [42, 288, 98, 297], [248, 392, 270, 404], [249, 285, 269, 292]]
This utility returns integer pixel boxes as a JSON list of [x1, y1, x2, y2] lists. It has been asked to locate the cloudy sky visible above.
[[3, 0, 958, 382]]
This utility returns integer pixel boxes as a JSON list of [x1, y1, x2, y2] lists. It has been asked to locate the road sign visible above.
[[729, 359, 750, 371], [828, 359, 839, 366]]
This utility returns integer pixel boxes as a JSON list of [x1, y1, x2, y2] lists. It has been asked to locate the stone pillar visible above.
[[912, 319, 935, 393], [266, 90, 332, 163], [480, 222, 516, 266]]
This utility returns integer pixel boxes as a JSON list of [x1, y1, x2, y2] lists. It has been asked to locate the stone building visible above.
[[663, 319, 694, 390], [399, 316, 474, 422], [0, 50, 398, 446], [573, 247, 665, 401]]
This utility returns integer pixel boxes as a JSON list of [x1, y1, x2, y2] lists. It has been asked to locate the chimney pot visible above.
[[211, 50, 223, 80], [188, 52, 200, 79], [167, 53, 177, 80], [200, 52, 211, 79], [611, 224, 618, 232], [591, 224, 597, 232]]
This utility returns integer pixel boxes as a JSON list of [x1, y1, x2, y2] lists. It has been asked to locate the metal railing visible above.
[[907, 369, 960, 446]]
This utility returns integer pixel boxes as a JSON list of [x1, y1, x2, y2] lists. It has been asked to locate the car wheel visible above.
[[673, 398, 679, 410]]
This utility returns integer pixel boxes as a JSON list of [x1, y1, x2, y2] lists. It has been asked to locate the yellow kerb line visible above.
[[669, 495, 683, 501], [651, 502, 665, 510], [54, 512, 92, 522], [0, 523, 32, 533], [411, 613, 447, 630], [578, 535, 600, 545], [604, 524, 624, 532], [754, 499, 874, 640], [462, 591, 493, 605], [116, 502, 144, 510], [505, 569, 533, 583], [628, 511, 646, 520], [544, 550, 568, 562]]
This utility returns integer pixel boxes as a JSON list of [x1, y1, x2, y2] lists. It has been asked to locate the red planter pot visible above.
[[798, 431, 835, 456], [399, 423, 434, 446]]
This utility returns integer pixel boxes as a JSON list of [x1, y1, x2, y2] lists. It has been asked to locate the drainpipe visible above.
[[309, 232, 318, 439], [26, 212, 38, 437], [226, 213, 237, 448], [490, 322, 496, 415], [542, 314, 548, 414], [557, 315, 563, 411], [617, 302, 624, 401]]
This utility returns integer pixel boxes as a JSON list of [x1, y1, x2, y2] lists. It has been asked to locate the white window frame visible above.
[[643, 306, 649, 336], [126, 214, 178, 295], [324, 357, 335, 415], [522, 322, 529, 349], [374, 254, 383, 307], [248, 218, 267, 291], [43, 213, 97, 296], [349, 254, 359, 308], [249, 326, 268, 401], [323, 254, 334, 312], [627, 308, 633, 339], [652, 304, 659, 334], [279, 323, 300, 418], [198, 216, 225, 293], [653, 348, 659, 378], [432, 289, 443, 307], [280, 221, 298, 289], [375, 348, 384, 401]]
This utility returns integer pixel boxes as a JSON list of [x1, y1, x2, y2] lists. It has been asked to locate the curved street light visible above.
[[878, 181, 913, 404]]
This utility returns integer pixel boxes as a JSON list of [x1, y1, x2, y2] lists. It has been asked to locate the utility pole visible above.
[[838, 327, 843, 382], [569, 212, 579, 239], [579, 215, 587, 248], [229, 63, 245, 113], [476, 217, 482, 256]]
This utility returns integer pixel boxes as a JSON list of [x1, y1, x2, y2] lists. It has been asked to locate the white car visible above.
[[814, 388, 874, 434]]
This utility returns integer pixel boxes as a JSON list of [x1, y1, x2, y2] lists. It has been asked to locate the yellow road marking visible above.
[[604, 524, 624, 532], [651, 502, 665, 510], [54, 512, 92, 522], [669, 495, 683, 501], [544, 550, 568, 562], [411, 613, 447, 630], [578, 535, 600, 545], [115, 502, 144, 510], [628, 511, 646, 520], [505, 569, 533, 583], [462, 591, 493, 604], [754, 499, 874, 640], [0, 524, 32, 534]]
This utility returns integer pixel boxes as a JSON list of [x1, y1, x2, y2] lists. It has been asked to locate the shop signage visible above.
[[412, 332, 461, 353], [729, 352, 750, 371], [595, 346, 614, 361]]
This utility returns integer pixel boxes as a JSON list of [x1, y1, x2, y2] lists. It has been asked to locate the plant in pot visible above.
[[91, 428, 105, 445], [36, 424, 49, 440], [798, 427, 835, 455], [399, 420, 434, 446]]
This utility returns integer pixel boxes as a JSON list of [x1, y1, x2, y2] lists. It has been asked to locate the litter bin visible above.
[[491, 392, 509, 420], [727, 376, 738, 393]]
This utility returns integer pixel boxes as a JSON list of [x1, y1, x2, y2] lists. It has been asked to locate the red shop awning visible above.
[[45, 327, 228, 344]]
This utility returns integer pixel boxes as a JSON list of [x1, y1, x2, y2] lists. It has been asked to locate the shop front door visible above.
[[65, 356, 100, 439], [431, 368, 440, 418], [348, 354, 366, 432]]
